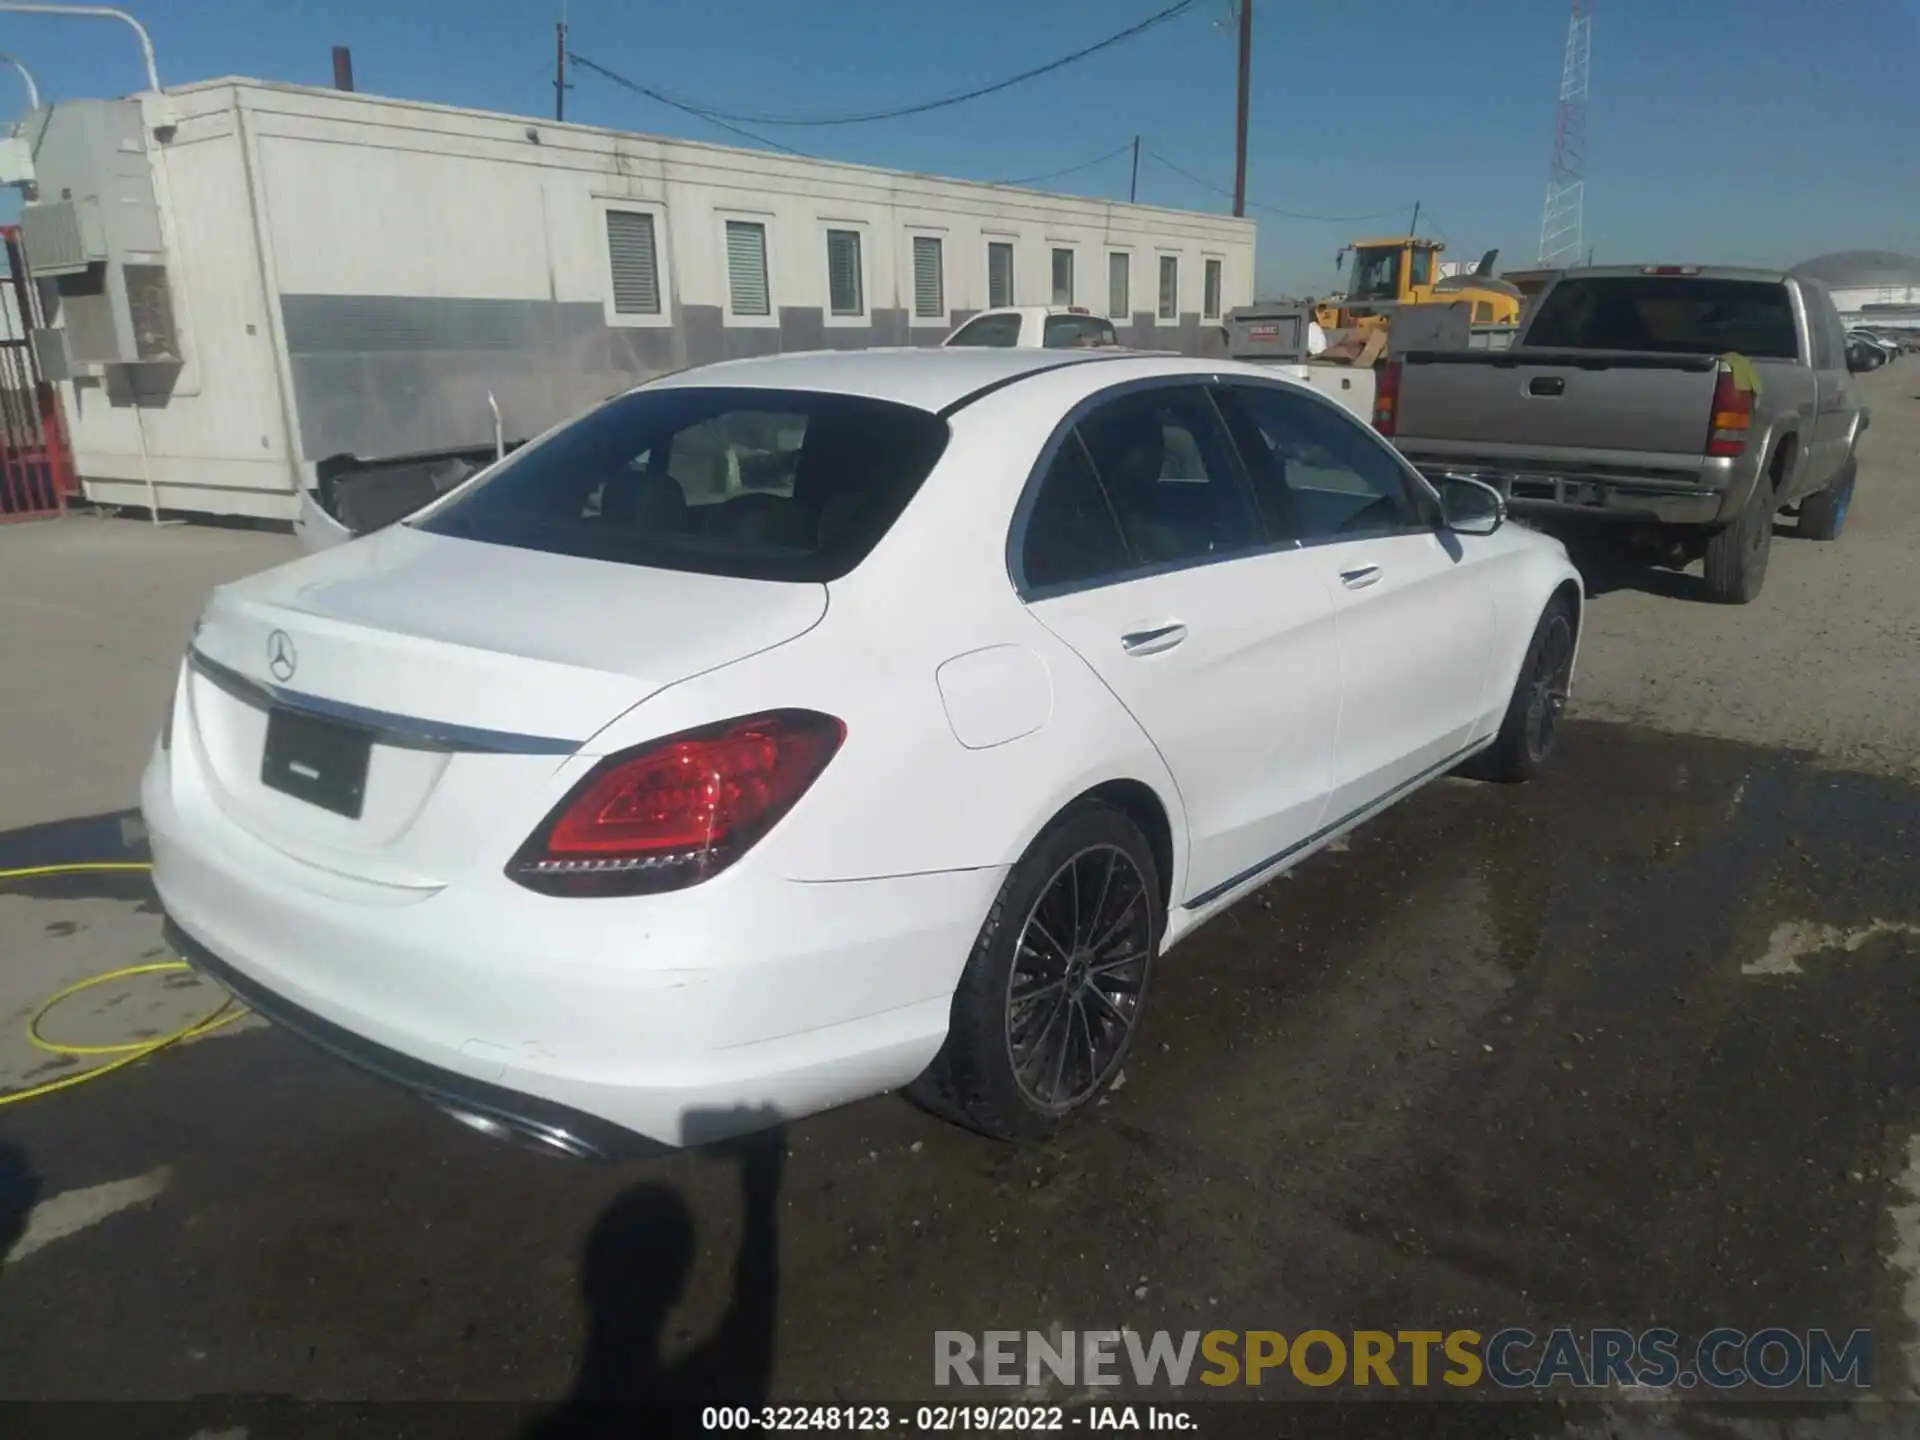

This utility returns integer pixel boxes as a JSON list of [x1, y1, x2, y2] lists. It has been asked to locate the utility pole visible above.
[[1408, 199, 1421, 238], [1129, 134, 1140, 204], [554, 18, 567, 121], [1232, 0, 1251, 217]]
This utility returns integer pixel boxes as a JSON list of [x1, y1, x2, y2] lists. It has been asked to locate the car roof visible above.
[[637, 346, 1136, 414]]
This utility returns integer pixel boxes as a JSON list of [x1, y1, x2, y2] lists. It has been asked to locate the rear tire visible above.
[[1797, 457, 1856, 541], [1702, 471, 1777, 604], [1464, 594, 1576, 784], [909, 803, 1162, 1142]]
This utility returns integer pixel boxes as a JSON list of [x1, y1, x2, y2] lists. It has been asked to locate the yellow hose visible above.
[[0, 861, 247, 1107]]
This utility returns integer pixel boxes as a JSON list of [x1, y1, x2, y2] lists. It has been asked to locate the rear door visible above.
[[1017, 382, 1342, 905], [1220, 381, 1497, 818]]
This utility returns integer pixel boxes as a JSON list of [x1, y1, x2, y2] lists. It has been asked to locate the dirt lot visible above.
[[0, 365, 1917, 1434]]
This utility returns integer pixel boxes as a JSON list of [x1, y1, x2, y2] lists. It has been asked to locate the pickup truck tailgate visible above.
[[1396, 351, 1721, 455]]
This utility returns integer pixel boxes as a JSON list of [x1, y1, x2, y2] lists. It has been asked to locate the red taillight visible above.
[[510, 710, 845, 897], [1706, 365, 1753, 457], [1372, 359, 1402, 436]]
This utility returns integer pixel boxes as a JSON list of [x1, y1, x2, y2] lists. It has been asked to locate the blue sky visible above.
[[3, 0, 1916, 296]]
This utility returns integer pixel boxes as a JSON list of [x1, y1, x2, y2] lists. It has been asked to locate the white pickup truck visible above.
[[941, 306, 1120, 349]]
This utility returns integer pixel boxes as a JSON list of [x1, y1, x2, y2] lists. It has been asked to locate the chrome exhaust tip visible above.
[[439, 1104, 602, 1161]]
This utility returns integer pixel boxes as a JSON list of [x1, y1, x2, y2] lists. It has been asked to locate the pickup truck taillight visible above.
[[1372, 359, 1402, 436], [1706, 365, 1753, 457]]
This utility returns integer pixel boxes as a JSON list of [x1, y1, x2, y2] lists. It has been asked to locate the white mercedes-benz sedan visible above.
[[145, 347, 1583, 1158]]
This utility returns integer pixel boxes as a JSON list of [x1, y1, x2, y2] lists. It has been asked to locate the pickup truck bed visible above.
[[1390, 348, 1730, 524]]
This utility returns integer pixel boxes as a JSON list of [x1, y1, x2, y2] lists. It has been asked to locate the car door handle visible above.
[[1339, 565, 1383, 589], [1120, 623, 1187, 656]]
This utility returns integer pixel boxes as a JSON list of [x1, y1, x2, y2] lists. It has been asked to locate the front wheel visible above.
[[909, 803, 1162, 1142], [1797, 458, 1856, 541], [1464, 594, 1576, 784]]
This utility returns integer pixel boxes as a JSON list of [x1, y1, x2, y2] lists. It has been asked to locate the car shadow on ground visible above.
[[1537, 522, 1805, 602], [0, 1141, 39, 1267], [526, 1111, 786, 1438]]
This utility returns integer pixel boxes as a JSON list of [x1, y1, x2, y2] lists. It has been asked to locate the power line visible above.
[[986, 142, 1135, 189], [586, 0, 1204, 128], [566, 52, 812, 156], [1140, 147, 1415, 224]]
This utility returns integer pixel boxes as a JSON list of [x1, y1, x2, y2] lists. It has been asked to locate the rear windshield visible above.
[[1525, 277, 1799, 359], [415, 387, 949, 582], [1044, 315, 1118, 348]]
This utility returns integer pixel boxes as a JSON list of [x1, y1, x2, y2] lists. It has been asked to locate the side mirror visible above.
[[1437, 474, 1505, 536]]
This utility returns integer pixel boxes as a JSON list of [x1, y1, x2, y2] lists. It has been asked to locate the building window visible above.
[[988, 241, 1015, 308], [912, 235, 945, 319], [1158, 255, 1179, 320], [605, 210, 662, 316], [1203, 258, 1223, 320], [1108, 252, 1130, 320], [725, 220, 770, 317], [826, 229, 864, 316], [1051, 247, 1075, 306]]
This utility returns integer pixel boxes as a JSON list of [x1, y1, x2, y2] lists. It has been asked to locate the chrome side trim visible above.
[[1183, 737, 1489, 911], [187, 647, 582, 756]]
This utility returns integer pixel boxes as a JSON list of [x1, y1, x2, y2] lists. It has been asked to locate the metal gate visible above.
[[0, 224, 72, 521]]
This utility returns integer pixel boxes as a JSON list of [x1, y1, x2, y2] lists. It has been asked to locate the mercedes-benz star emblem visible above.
[[266, 630, 297, 683]]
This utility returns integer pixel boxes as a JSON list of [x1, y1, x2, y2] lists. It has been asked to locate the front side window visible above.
[[1051, 248, 1075, 306], [416, 387, 949, 583], [1219, 383, 1422, 540], [912, 236, 946, 319], [1407, 246, 1435, 288], [988, 241, 1015, 308], [1157, 256, 1179, 320], [725, 220, 770, 317], [1073, 386, 1262, 568], [1108, 252, 1130, 319], [605, 210, 661, 316], [946, 312, 1023, 347], [826, 229, 864, 317]]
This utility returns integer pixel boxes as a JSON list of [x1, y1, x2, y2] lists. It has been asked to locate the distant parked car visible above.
[[147, 347, 1583, 1156], [1845, 337, 1886, 372], [944, 306, 1121, 349], [1848, 329, 1902, 362]]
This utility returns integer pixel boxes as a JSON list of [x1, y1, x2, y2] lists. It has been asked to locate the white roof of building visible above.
[[1790, 250, 1920, 290]]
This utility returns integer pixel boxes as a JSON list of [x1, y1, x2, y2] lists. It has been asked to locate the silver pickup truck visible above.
[[1379, 265, 1873, 602]]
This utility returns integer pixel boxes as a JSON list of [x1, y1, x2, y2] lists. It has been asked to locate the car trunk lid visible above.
[[180, 526, 826, 888]]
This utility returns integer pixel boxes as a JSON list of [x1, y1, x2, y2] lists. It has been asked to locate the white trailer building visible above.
[[18, 79, 1256, 522]]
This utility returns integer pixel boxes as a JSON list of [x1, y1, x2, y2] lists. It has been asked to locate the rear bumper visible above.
[[168, 919, 661, 1161], [144, 747, 1002, 1153], [1405, 458, 1733, 525]]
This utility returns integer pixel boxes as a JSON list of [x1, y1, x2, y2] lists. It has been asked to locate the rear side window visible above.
[[1074, 386, 1261, 569], [1020, 435, 1130, 591], [946, 313, 1023, 347], [415, 388, 949, 583], [1525, 277, 1798, 359], [1044, 315, 1118, 349]]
